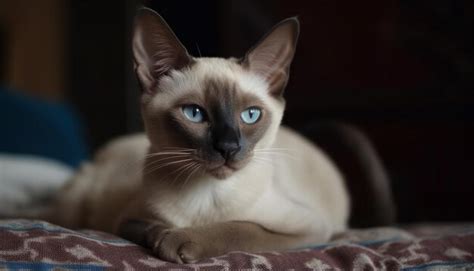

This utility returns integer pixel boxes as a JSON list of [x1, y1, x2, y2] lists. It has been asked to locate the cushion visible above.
[[0, 219, 473, 270]]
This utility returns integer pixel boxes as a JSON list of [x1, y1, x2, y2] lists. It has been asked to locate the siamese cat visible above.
[[47, 8, 393, 264]]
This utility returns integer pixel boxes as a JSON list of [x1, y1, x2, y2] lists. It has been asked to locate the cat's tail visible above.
[[302, 122, 396, 228]]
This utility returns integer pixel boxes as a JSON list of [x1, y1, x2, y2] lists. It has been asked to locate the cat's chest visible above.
[[148, 177, 260, 227]]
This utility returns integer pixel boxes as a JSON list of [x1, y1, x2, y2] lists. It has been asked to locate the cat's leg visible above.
[[115, 199, 171, 248], [147, 221, 310, 264], [116, 218, 168, 247]]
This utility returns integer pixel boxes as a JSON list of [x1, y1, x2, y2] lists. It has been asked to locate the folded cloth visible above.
[[0, 154, 72, 217]]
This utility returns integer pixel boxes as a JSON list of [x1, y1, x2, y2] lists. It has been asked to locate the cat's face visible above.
[[133, 8, 298, 180], [141, 59, 282, 179]]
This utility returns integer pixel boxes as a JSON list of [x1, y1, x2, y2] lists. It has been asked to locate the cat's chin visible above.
[[208, 165, 235, 180], [207, 158, 251, 179]]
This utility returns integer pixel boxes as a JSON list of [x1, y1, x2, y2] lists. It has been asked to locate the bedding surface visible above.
[[0, 219, 473, 270]]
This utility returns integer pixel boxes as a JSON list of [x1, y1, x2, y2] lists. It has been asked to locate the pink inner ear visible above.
[[245, 40, 296, 96], [249, 43, 294, 80], [135, 65, 156, 95], [152, 51, 174, 77], [132, 8, 191, 94], [244, 19, 298, 96], [149, 27, 185, 77]]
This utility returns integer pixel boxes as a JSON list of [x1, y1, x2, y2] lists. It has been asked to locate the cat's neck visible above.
[[142, 147, 274, 194], [141, 158, 274, 227]]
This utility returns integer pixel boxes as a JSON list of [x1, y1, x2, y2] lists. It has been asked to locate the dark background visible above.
[[1, 0, 472, 223]]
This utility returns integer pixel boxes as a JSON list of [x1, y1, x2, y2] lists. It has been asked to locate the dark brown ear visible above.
[[242, 18, 299, 96], [133, 7, 192, 93]]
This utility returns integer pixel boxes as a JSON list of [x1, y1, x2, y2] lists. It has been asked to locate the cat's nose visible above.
[[214, 141, 241, 160]]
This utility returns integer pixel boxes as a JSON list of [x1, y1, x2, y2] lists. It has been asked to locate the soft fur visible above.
[[49, 8, 351, 263]]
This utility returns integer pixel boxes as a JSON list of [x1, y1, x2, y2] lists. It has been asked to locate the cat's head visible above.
[[133, 8, 298, 180]]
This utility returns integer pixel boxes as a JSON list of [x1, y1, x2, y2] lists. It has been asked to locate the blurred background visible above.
[[0, 0, 472, 223]]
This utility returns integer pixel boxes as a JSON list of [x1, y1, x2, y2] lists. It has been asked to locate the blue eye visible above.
[[182, 105, 205, 123], [241, 107, 261, 124]]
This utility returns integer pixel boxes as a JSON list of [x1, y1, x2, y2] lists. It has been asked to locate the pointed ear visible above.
[[133, 8, 192, 93], [242, 18, 299, 96]]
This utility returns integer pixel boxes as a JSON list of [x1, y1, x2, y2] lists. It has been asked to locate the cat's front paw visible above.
[[149, 228, 206, 264]]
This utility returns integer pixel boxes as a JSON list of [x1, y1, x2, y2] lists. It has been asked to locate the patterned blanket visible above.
[[1, 219, 473, 270]]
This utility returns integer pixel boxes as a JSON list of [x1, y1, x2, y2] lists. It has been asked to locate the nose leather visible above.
[[214, 141, 241, 160], [212, 123, 241, 160]]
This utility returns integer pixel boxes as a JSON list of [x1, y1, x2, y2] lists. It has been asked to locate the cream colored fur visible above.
[[53, 57, 350, 248]]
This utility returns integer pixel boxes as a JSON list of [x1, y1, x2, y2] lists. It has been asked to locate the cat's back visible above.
[[271, 126, 350, 231], [94, 133, 149, 167]]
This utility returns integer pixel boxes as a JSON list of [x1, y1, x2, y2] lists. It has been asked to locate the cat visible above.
[[47, 7, 393, 264]]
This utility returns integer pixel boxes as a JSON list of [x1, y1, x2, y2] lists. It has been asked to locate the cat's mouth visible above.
[[207, 162, 238, 179]]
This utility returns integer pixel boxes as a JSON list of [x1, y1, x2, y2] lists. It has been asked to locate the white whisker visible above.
[[144, 158, 194, 176], [161, 147, 196, 151], [144, 155, 192, 169], [163, 161, 198, 184], [252, 156, 276, 168], [172, 162, 198, 185], [181, 163, 201, 189], [146, 152, 192, 157], [253, 151, 297, 161], [254, 147, 295, 152]]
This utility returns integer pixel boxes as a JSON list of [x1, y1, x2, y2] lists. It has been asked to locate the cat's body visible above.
[[54, 125, 348, 239], [44, 8, 392, 263]]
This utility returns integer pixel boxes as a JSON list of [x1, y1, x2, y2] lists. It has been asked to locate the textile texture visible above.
[[1, 220, 473, 270]]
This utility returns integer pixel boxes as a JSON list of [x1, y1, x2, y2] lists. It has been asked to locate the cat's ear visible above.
[[133, 8, 192, 93], [242, 18, 299, 96]]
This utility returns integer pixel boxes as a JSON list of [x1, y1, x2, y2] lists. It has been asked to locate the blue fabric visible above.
[[0, 86, 89, 167], [0, 261, 105, 271]]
